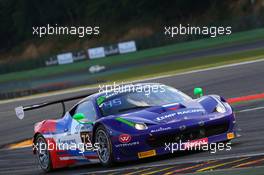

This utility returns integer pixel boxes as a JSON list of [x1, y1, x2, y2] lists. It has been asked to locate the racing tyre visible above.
[[35, 135, 53, 172], [95, 125, 114, 166]]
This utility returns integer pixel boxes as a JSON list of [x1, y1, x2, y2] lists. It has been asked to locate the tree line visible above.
[[0, 0, 254, 52]]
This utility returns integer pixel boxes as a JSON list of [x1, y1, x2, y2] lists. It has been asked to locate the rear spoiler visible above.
[[15, 93, 93, 120]]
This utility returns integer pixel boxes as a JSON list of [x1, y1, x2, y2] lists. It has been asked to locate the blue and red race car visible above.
[[15, 83, 236, 172]]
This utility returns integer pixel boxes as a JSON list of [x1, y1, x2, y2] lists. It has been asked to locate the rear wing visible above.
[[15, 93, 93, 120]]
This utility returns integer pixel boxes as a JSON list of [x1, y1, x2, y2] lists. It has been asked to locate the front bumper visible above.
[[112, 113, 237, 162]]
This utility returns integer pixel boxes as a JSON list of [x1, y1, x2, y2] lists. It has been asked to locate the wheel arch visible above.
[[33, 132, 42, 154], [92, 122, 104, 143]]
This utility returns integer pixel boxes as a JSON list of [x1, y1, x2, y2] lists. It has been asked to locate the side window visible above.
[[75, 101, 97, 122]]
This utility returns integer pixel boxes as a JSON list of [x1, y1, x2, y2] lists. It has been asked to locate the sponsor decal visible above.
[[156, 113, 176, 121], [118, 134, 131, 143], [138, 149, 156, 159], [15, 106, 24, 120], [156, 109, 205, 121], [150, 127, 172, 133], [57, 138, 76, 145], [115, 141, 139, 148], [176, 109, 205, 115], [227, 132, 235, 139], [184, 138, 208, 150], [75, 124, 93, 133]]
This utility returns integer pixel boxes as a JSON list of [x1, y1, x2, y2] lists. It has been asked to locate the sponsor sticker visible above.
[[15, 106, 24, 120], [118, 134, 131, 143], [75, 124, 93, 133], [138, 149, 156, 159], [156, 109, 205, 121], [115, 141, 139, 148], [58, 138, 76, 145], [176, 109, 204, 115], [156, 113, 176, 121], [184, 138, 208, 150], [150, 127, 172, 133], [227, 132, 235, 139]]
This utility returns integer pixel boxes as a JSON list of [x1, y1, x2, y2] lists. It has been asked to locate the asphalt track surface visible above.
[[0, 56, 264, 174]]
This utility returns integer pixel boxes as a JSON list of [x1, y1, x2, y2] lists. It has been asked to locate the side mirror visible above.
[[73, 113, 94, 124], [73, 113, 86, 121], [194, 87, 203, 97]]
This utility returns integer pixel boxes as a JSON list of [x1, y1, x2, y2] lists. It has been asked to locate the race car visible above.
[[15, 83, 237, 172]]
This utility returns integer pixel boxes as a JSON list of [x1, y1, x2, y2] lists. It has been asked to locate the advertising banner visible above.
[[104, 44, 119, 56], [57, 52, 74, 65], [88, 47, 105, 59], [118, 41, 137, 54]]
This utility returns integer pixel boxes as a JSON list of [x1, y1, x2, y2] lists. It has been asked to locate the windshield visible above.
[[97, 85, 191, 117]]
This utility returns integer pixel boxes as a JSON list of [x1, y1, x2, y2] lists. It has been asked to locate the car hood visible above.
[[116, 101, 207, 124]]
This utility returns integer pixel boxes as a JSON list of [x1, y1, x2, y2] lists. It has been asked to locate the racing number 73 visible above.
[[80, 132, 92, 150]]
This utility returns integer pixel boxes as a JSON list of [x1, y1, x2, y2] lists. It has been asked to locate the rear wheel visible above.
[[95, 126, 114, 166], [35, 135, 53, 172]]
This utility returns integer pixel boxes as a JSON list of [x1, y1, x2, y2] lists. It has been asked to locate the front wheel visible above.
[[95, 125, 114, 166], [35, 135, 53, 172]]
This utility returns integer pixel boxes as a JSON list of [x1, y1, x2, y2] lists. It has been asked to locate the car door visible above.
[[68, 100, 98, 157]]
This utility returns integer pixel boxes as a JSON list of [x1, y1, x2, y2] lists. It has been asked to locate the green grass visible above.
[[1, 28, 264, 84]]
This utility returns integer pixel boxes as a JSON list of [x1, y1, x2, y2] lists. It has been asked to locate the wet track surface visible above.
[[0, 53, 264, 174]]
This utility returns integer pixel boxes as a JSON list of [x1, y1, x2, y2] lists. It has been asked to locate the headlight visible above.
[[135, 123, 148, 130], [215, 104, 226, 113]]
